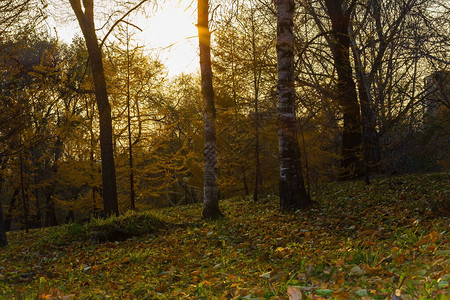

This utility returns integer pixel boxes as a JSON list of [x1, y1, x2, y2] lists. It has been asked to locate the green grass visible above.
[[1, 172, 449, 299]]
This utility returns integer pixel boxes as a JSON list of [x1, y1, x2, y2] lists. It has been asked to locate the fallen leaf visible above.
[[415, 235, 431, 247], [349, 266, 364, 276], [287, 286, 303, 300], [332, 290, 350, 299], [355, 289, 369, 297]]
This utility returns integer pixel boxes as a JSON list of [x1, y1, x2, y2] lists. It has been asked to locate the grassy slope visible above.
[[1, 173, 449, 299]]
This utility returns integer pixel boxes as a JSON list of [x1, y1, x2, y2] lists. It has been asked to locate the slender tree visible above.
[[69, 0, 119, 216], [198, 0, 223, 219], [0, 201, 6, 246], [275, 0, 311, 211], [0, 157, 7, 247], [124, 24, 136, 210]]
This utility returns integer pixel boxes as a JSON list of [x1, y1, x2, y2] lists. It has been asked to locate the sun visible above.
[[53, 0, 199, 77], [135, 0, 199, 76]]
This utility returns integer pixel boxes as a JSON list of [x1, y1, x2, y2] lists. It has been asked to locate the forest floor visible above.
[[1, 172, 449, 299]]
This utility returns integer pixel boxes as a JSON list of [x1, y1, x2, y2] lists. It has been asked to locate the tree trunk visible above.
[[0, 158, 7, 247], [251, 3, 261, 203], [324, 0, 363, 180], [349, 27, 381, 176], [65, 210, 75, 223], [276, 0, 311, 211], [19, 152, 29, 233], [45, 138, 61, 227], [0, 198, 6, 247], [4, 188, 19, 231], [44, 187, 58, 227], [126, 26, 136, 210], [69, 0, 119, 216], [242, 166, 249, 196], [198, 0, 223, 219]]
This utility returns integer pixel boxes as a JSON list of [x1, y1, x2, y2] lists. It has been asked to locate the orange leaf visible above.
[[429, 231, 438, 243], [335, 276, 345, 286], [38, 294, 52, 300], [394, 254, 405, 265], [332, 290, 350, 299], [414, 235, 431, 247]]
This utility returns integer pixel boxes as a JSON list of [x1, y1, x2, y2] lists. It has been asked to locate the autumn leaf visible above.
[[287, 286, 303, 300], [2, 173, 449, 298]]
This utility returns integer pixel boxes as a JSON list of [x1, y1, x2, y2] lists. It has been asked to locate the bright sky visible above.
[[136, 0, 199, 76], [53, 0, 199, 77]]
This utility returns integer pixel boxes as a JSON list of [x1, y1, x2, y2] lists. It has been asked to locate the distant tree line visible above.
[[1, 0, 448, 246]]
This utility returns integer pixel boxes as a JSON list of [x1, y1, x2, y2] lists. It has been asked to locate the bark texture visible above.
[[69, 0, 119, 216], [324, 0, 363, 180], [276, 0, 311, 211], [198, 0, 223, 219]]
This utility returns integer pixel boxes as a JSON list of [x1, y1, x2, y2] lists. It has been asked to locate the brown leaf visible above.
[[362, 264, 383, 276], [287, 286, 303, 300], [429, 231, 438, 243], [394, 254, 405, 265], [414, 235, 431, 247], [332, 290, 350, 299]]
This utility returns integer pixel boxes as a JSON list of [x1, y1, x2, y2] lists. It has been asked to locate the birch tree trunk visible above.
[[198, 0, 223, 219], [276, 0, 311, 211], [69, 0, 119, 216]]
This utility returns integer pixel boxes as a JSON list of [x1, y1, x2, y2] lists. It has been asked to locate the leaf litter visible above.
[[0, 172, 449, 299]]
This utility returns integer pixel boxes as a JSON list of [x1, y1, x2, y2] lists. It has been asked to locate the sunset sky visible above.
[[53, 0, 199, 76]]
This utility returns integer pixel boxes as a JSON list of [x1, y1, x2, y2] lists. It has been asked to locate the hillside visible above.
[[1, 173, 449, 299]]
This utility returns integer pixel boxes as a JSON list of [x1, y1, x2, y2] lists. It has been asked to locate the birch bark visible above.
[[198, 0, 223, 219], [276, 0, 311, 211]]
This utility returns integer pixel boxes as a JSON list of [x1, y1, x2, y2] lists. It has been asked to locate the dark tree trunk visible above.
[[251, 4, 261, 203], [44, 138, 61, 227], [276, 0, 311, 211], [65, 210, 75, 223], [87, 99, 98, 215], [254, 115, 260, 202], [358, 76, 381, 174], [242, 166, 249, 196], [69, 0, 119, 216], [30, 148, 42, 227], [4, 188, 19, 231], [324, 0, 363, 180], [198, 0, 223, 219], [0, 198, 6, 247], [19, 152, 29, 233], [354, 57, 381, 175], [0, 158, 7, 246], [349, 25, 381, 178], [44, 190, 58, 227], [126, 33, 136, 211]]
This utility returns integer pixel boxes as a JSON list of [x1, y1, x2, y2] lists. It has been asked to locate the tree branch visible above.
[[100, 0, 149, 49]]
